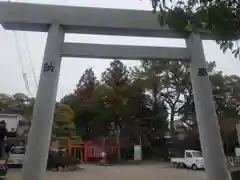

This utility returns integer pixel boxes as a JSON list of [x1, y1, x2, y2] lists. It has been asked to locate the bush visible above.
[[47, 151, 80, 170], [106, 154, 118, 164], [231, 170, 240, 180], [47, 151, 58, 169]]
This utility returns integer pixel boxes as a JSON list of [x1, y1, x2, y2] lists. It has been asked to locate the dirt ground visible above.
[[6, 163, 207, 180]]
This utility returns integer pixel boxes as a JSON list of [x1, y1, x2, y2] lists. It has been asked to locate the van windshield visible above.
[[192, 151, 202, 158]]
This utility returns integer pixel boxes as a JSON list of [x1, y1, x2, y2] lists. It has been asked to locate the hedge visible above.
[[47, 151, 80, 170]]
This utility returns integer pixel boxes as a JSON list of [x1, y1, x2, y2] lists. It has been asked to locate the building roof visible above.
[[0, 112, 19, 116], [0, 113, 29, 123]]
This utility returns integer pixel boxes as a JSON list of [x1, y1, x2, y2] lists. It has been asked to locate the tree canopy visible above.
[[59, 59, 240, 156], [0, 93, 34, 120], [151, 0, 240, 57], [1, 58, 240, 157], [52, 103, 81, 147]]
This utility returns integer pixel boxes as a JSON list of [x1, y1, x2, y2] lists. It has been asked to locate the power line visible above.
[[8, 0, 37, 92], [23, 72, 31, 94], [23, 32, 38, 87], [13, 31, 32, 95], [7, 0, 33, 95]]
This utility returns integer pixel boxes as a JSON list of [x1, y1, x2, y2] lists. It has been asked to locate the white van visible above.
[[171, 150, 204, 170], [7, 146, 26, 165]]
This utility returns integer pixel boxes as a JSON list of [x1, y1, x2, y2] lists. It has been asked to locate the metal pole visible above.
[[22, 24, 64, 180], [186, 33, 231, 180]]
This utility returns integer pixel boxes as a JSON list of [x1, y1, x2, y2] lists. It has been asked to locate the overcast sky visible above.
[[1, 0, 240, 101]]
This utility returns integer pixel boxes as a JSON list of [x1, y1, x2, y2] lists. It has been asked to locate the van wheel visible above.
[[180, 163, 185, 168], [174, 163, 180, 168], [173, 163, 177, 168], [172, 163, 175, 168], [192, 164, 197, 170]]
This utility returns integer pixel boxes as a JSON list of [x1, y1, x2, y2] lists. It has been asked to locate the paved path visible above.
[[6, 164, 207, 180]]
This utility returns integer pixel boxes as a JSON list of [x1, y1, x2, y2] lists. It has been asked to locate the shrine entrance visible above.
[[0, 2, 230, 180]]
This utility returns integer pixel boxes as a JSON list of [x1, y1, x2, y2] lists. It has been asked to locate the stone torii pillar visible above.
[[21, 24, 64, 180], [187, 34, 231, 180]]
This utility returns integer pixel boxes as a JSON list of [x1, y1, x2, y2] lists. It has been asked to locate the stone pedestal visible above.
[[134, 145, 142, 161]]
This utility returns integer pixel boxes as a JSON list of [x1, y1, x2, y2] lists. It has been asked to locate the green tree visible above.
[[117, 78, 168, 148], [178, 70, 240, 154], [133, 60, 188, 134], [213, 74, 240, 154], [160, 61, 188, 133], [52, 104, 81, 147], [0, 93, 34, 120], [0, 93, 13, 111], [88, 66, 168, 149], [85, 84, 114, 139], [61, 68, 98, 140], [151, 0, 240, 57], [101, 60, 130, 162]]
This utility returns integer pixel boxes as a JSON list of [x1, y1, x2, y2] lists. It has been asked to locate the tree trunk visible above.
[[115, 125, 121, 163], [139, 135, 142, 147], [139, 135, 142, 160], [170, 108, 175, 135], [102, 136, 106, 164]]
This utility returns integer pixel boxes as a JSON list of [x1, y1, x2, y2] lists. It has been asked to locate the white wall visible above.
[[0, 115, 19, 132], [17, 125, 29, 136]]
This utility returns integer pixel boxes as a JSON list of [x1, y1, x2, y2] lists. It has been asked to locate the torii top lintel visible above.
[[0, 2, 211, 39]]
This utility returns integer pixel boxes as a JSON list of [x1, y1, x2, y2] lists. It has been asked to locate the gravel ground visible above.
[[5, 163, 207, 180]]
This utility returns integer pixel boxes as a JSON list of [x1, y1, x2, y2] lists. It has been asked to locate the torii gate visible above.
[[0, 2, 231, 180]]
